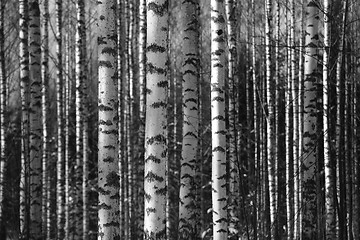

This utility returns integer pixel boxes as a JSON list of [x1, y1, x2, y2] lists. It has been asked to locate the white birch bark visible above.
[[28, 1, 42, 239], [178, 0, 200, 238], [302, 1, 320, 239], [210, 0, 228, 239], [225, 0, 239, 237], [143, 1, 168, 239], [19, 1, 30, 238], [40, 0, 49, 237], [323, 0, 336, 238], [265, 0, 276, 238], [97, 0, 120, 239]]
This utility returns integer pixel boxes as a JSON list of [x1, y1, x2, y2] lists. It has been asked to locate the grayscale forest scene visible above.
[[0, 0, 358, 239]]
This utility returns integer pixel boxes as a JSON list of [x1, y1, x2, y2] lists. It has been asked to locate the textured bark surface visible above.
[[226, 0, 239, 237], [301, 1, 320, 239], [97, 0, 120, 239], [55, 0, 65, 238], [19, 1, 30, 238], [210, 0, 228, 239], [28, 1, 43, 239], [265, 0, 276, 238], [323, 0, 336, 238], [178, 0, 199, 238], [143, 1, 168, 239], [40, 0, 49, 237]]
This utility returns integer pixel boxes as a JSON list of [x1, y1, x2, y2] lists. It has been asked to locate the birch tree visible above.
[[19, 0, 30, 238], [323, 0, 336, 238], [40, 0, 49, 237], [143, 0, 168, 239], [225, 0, 239, 236], [0, 0, 5, 230], [302, 1, 320, 239], [265, 0, 276, 238], [97, 0, 120, 238], [55, 0, 65, 238], [178, 0, 200, 238], [28, 0, 42, 239], [210, 0, 228, 238]]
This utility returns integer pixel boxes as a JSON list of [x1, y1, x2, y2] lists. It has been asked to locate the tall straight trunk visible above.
[[79, 1, 88, 238], [323, 0, 336, 238], [336, 1, 348, 238], [210, 0, 228, 239], [75, 0, 85, 238], [28, 1, 42, 239], [97, 0, 120, 238], [178, 0, 200, 239], [55, 0, 64, 238], [64, 1, 71, 236], [225, 0, 239, 237], [143, 0, 169, 239], [302, 1, 320, 239], [265, 0, 276, 238], [295, 2, 305, 238], [19, 1, 30, 238], [117, 0, 126, 237], [251, 0, 260, 239], [0, 0, 5, 231], [137, 0, 146, 237], [40, 0, 49, 237]]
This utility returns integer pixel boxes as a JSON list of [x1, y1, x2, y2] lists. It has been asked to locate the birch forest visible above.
[[1, 0, 360, 239]]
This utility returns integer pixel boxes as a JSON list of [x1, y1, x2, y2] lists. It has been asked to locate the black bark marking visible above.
[[147, 134, 166, 145], [147, 62, 167, 74], [213, 146, 226, 153], [99, 60, 113, 68], [145, 154, 161, 163], [147, 43, 166, 53], [105, 171, 120, 188], [145, 171, 164, 182], [147, 0, 168, 17]]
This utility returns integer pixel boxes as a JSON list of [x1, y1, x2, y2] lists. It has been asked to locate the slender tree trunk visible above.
[[323, 0, 336, 238], [64, 1, 71, 236], [54, 0, 65, 238], [210, 0, 228, 239], [265, 0, 276, 238], [19, 1, 30, 238], [143, 0, 169, 239], [301, 1, 320, 239], [28, 1, 42, 239], [75, 0, 85, 238], [137, 0, 146, 237], [295, 2, 305, 238], [0, 0, 5, 232], [40, 0, 49, 237], [178, 0, 200, 239], [225, 0, 239, 237], [97, 0, 120, 238]]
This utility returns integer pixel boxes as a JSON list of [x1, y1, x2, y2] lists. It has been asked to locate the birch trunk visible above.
[[210, 0, 228, 238], [0, 0, 5, 231], [143, 0, 168, 239], [137, 0, 146, 236], [19, 1, 30, 238], [226, 0, 239, 237], [302, 1, 320, 239], [28, 1, 42, 239], [40, 0, 49, 237], [75, 0, 85, 238], [178, 0, 200, 238], [265, 0, 276, 238], [323, 0, 336, 238], [97, 0, 120, 238], [64, 2, 71, 236]]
